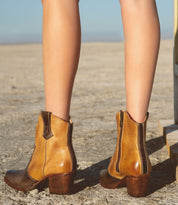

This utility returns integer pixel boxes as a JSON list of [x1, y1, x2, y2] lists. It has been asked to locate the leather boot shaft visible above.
[[4, 111, 77, 193], [28, 111, 77, 181], [108, 110, 151, 179]]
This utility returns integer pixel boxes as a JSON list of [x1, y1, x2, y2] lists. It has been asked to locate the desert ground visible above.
[[0, 40, 178, 204]]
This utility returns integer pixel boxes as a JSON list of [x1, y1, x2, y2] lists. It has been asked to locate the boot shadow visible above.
[[146, 136, 175, 194], [72, 135, 175, 195], [72, 157, 111, 194], [146, 135, 165, 155], [148, 158, 175, 195]]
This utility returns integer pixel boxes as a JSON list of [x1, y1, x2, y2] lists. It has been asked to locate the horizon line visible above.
[[0, 36, 173, 46]]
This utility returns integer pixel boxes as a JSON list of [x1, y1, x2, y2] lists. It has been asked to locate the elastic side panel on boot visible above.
[[116, 111, 123, 173], [41, 111, 53, 140], [67, 121, 77, 170], [137, 121, 150, 174], [108, 111, 126, 180]]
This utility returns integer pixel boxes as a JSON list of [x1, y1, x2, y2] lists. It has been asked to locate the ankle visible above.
[[45, 109, 70, 122], [126, 110, 146, 123]]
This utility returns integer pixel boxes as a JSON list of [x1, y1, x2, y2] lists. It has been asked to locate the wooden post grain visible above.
[[174, 0, 178, 123]]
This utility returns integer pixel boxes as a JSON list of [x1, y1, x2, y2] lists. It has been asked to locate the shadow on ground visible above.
[[73, 157, 111, 194], [72, 135, 175, 195]]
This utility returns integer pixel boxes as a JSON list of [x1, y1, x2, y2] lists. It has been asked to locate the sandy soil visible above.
[[0, 40, 178, 204]]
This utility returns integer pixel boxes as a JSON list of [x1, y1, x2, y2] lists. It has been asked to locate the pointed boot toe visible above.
[[4, 169, 38, 191]]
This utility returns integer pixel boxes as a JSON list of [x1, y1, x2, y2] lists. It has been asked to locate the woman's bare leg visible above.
[[42, 0, 81, 121], [120, 0, 160, 122]]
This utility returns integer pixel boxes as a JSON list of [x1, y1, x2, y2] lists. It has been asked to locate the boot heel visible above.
[[126, 173, 150, 197], [49, 172, 75, 194]]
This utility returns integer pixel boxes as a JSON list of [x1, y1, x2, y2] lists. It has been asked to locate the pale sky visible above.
[[0, 0, 174, 44]]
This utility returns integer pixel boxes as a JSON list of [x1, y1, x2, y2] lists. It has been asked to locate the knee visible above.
[[41, 0, 79, 5], [41, 0, 61, 6], [119, 0, 138, 7], [119, 0, 151, 9]]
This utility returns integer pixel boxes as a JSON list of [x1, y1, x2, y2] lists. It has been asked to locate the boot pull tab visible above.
[[41, 111, 53, 140]]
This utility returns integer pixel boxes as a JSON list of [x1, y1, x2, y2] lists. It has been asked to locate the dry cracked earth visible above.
[[0, 40, 178, 204]]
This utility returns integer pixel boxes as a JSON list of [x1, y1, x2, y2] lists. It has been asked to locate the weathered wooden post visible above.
[[158, 0, 178, 181], [174, 0, 178, 123]]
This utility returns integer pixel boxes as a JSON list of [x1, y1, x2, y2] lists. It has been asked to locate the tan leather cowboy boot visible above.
[[99, 110, 151, 197], [4, 111, 77, 194]]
